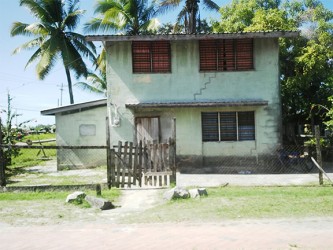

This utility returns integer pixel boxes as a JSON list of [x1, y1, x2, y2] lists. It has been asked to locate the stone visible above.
[[198, 188, 208, 197], [85, 195, 114, 210], [174, 187, 190, 199], [163, 188, 175, 201], [163, 187, 190, 200], [189, 188, 208, 198], [189, 189, 200, 198], [66, 191, 86, 203]]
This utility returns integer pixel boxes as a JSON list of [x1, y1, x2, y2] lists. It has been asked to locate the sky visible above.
[[0, 0, 333, 128]]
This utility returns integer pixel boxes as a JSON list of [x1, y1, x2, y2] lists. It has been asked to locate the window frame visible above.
[[132, 41, 171, 74], [199, 39, 254, 72], [202, 111, 255, 142]]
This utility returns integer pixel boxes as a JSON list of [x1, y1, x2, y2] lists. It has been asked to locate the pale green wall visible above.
[[107, 38, 281, 158], [56, 106, 107, 169]]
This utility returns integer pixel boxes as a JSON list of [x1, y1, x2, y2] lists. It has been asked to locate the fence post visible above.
[[0, 119, 6, 187], [315, 125, 323, 185], [106, 117, 112, 189], [171, 117, 176, 180]]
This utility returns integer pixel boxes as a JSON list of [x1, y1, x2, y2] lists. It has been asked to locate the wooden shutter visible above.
[[202, 112, 219, 141], [236, 39, 253, 70], [220, 112, 237, 141], [152, 41, 171, 73], [218, 40, 235, 71], [132, 41, 151, 73], [238, 111, 255, 141], [199, 40, 217, 71]]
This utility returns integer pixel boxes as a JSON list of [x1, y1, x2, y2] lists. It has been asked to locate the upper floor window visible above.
[[199, 39, 254, 71], [132, 41, 171, 73]]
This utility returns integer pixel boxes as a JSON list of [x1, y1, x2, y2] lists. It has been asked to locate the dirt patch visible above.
[[8, 160, 107, 186]]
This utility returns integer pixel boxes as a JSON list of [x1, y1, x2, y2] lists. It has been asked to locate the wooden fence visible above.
[[107, 139, 175, 188]]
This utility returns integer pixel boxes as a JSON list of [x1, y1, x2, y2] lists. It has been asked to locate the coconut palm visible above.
[[159, 0, 219, 34], [75, 71, 107, 96], [75, 49, 107, 96], [84, 0, 161, 35], [10, 0, 96, 104]]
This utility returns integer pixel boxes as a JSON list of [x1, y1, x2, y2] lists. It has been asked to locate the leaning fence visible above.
[[0, 126, 332, 188]]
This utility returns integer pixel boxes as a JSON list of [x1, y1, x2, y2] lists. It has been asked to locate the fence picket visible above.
[[116, 141, 122, 188], [133, 144, 138, 186], [110, 149, 115, 187], [128, 142, 133, 188], [108, 140, 172, 188], [122, 142, 128, 188], [138, 141, 143, 186]]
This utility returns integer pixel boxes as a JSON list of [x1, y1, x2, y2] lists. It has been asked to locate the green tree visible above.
[[0, 93, 34, 166], [213, 0, 333, 135], [156, 19, 213, 34], [159, 0, 219, 34], [10, 0, 97, 104], [213, 0, 292, 32], [84, 0, 161, 35]]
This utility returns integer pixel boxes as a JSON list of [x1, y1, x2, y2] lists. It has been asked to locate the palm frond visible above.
[[84, 18, 120, 34], [19, 0, 51, 23], [10, 22, 34, 37], [202, 0, 219, 11], [61, 39, 88, 79], [12, 37, 42, 55], [96, 48, 106, 73], [158, 0, 181, 14], [24, 48, 42, 69], [75, 72, 107, 95], [25, 22, 49, 36], [42, 0, 64, 23], [36, 49, 58, 80]]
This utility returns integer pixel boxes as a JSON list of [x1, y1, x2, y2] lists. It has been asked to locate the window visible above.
[[202, 111, 255, 142], [199, 39, 253, 71], [132, 41, 171, 73], [79, 124, 96, 136]]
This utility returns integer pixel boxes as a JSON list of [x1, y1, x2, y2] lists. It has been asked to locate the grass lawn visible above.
[[0, 189, 121, 226], [6, 133, 57, 177], [121, 186, 333, 223]]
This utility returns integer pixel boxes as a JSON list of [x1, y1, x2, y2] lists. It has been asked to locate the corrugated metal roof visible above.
[[86, 31, 299, 42], [126, 100, 268, 109], [41, 99, 107, 116]]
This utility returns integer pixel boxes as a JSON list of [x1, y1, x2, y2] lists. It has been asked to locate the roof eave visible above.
[[86, 31, 299, 42], [126, 100, 269, 109], [41, 99, 107, 116]]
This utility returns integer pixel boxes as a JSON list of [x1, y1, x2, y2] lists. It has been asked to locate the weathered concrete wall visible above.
[[56, 106, 107, 169], [106, 38, 281, 170]]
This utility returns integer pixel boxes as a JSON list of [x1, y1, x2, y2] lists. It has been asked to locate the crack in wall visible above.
[[193, 73, 217, 100]]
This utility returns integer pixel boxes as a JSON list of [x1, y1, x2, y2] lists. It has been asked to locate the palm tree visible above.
[[83, 0, 162, 96], [159, 0, 219, 34], [84, 0, 161, 35], [75, 71, 107, 96], [75, 49, 107, 96], [10, 0, 96, 104]]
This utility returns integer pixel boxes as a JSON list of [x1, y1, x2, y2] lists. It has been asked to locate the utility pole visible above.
[[59, 83, 64, 106]]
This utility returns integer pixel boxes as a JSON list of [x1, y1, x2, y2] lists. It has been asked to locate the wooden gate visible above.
[[107, 139, 175, 188]]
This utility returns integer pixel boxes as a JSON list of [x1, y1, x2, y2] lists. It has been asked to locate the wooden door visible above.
[[136, 117, 159, 143]]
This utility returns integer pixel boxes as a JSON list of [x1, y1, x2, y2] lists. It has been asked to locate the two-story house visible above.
[[87, 32, 298, 174]]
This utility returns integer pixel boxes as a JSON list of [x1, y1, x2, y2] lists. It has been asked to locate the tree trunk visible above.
[[65, 66, 74, 104]]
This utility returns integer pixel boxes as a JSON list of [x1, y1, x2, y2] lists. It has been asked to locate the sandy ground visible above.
[[1, 189, 333, 249]]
